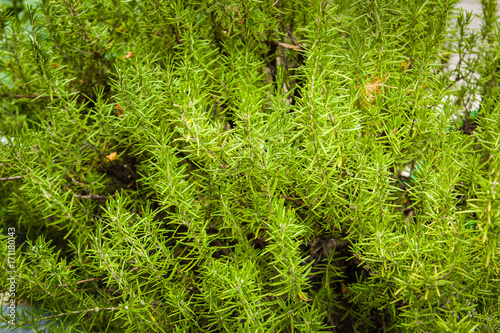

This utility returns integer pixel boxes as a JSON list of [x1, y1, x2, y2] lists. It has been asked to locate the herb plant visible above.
[[1, 0, 499, 332]]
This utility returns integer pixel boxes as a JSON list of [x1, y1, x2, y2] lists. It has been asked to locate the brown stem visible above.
[[63, 0, 91, 41], [75, 277, 103, 285], [277, 12, 299, 46], [0, 175, 23, 181], [73, 194, 110, 200], [281, 195, 304, 205], [278, 42, 302, 50]]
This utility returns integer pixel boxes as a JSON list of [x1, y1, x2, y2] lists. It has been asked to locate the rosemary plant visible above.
[[0, 0, 499, 332]]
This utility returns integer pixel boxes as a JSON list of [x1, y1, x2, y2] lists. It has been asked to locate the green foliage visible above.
[[1, 0, 499, 332]]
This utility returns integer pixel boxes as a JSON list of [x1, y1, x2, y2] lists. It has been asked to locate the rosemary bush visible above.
[[1, 0, 499, 332]]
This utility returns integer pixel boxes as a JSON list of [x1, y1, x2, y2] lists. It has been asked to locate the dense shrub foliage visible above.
[[1, 0, 500, 332]]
